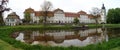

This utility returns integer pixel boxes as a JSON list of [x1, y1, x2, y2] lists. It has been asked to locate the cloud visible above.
[[3, 0, 120, 19]]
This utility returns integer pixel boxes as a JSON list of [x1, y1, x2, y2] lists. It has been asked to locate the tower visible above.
[[101, 4, 106, 24]]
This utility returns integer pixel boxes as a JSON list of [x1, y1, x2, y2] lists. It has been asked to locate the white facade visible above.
[[30, 13, 40, 23], [79, 15, 95, 23], [32, 14, 96, 24], [53, 11, 65, 23], [29, 10, 96, 24], [5, 19, 20, 26]]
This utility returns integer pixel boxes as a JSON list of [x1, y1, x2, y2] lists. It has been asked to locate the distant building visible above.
[[24, 4, 106, 24], [5, 12, 20, 26]]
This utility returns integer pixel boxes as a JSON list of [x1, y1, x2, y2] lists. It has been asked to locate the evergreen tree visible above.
[[73, 17, 79, 25]]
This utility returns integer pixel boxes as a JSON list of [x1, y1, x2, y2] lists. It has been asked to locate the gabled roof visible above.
[[24, 7, 34, 13], [54, 8, 64, 13], [6, 12, 20, 19], [78, 11, 87, 15]]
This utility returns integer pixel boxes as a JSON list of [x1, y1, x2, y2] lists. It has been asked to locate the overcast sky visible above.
[[4, 0, 120, 19]]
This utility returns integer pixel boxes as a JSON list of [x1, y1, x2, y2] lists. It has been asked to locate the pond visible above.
[[11, 28, 120, 47]]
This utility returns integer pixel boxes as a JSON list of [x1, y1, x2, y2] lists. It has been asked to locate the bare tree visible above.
[[90, 7, 101, 33], [90, 7, 101, 27], [41, 1, 53, 24], [0, 0, 10, 26]]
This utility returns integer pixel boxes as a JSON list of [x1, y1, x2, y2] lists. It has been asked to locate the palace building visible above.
[[24, 4, 106, 24]]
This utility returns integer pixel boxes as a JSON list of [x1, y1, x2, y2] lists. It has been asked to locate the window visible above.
[[7, 19, 9, 22], [11, 19, 14, 22]]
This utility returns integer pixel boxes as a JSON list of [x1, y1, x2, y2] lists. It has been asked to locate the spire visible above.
[[102, 4, 105, 9]]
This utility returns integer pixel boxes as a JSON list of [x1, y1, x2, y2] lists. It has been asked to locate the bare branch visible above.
[[90, 7, 101, 16], [0, 0, 9, 25], [41, 1, 53, 11], [0, 0, 9, 12], [90, 7, 101, 26], [0, 0, 9, 5], [40, 1, 53, 24]]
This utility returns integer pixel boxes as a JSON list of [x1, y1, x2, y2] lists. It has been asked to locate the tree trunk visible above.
[[95, 19, 98, 28], [95, 15, 99, 28], [95, 18, 98, 34], [0, 12, 4, 26], [44, 11, 47, 25]]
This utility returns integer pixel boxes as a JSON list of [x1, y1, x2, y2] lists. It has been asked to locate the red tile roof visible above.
[[35, 11, 54, 17], [35, 11, 41, 16], [24, 8, 95, 18], [65, 12, 79, 17], [88, 14, 94, 18], [88, 14, 101, 18]]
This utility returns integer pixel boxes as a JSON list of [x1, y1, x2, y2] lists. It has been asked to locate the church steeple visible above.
[[101, 4, 106, 24], [102, 4, 105, 9]]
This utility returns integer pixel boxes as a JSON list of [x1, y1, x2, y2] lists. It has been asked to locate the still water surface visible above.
[[11, 28, 120, 47]]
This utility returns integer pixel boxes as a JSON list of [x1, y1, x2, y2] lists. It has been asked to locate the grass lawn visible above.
[[0, 39, 22, 50], [0, 24, 120, 29], [111, 47, 120, 50], [87, 24, 120, 28]]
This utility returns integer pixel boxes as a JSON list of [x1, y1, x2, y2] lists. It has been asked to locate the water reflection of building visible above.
[[12, 28, 108, 47], [15, 33, 24, 42]]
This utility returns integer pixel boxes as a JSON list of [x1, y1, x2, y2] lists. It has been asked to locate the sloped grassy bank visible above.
[[0, 25, 120, 50], [0, 39, 22, 50]]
